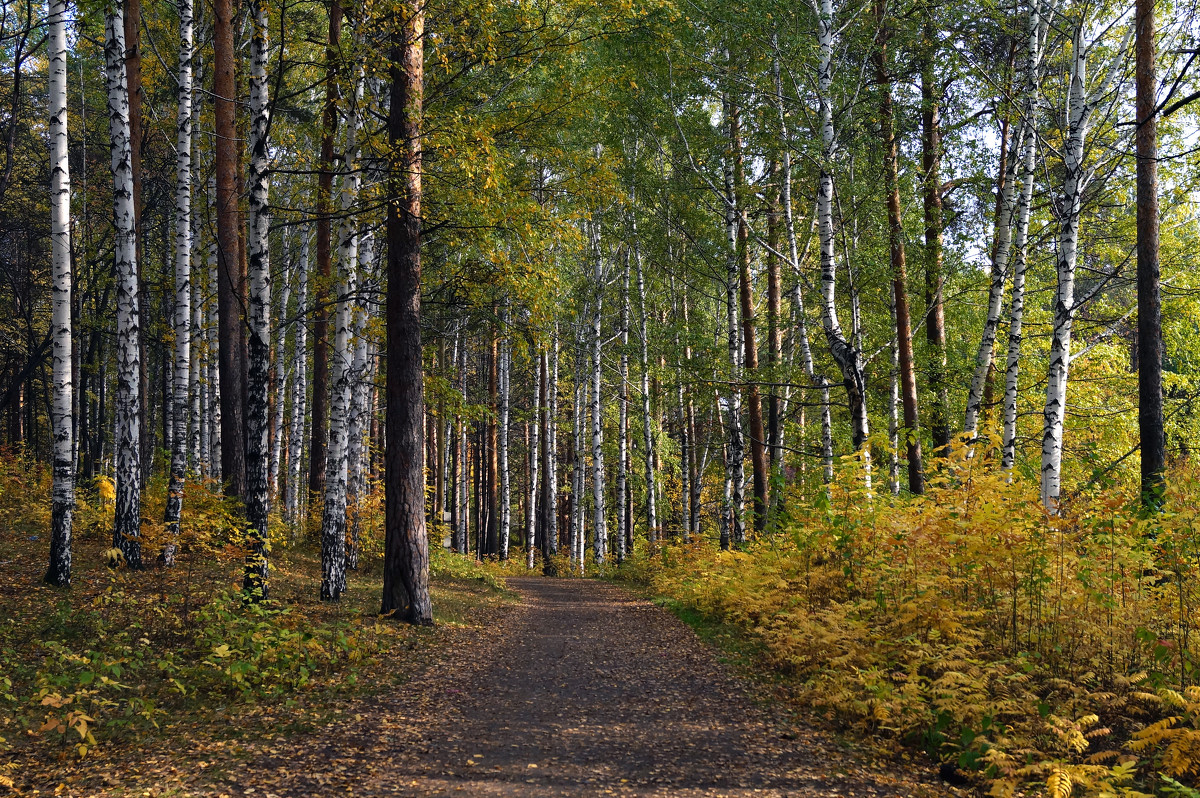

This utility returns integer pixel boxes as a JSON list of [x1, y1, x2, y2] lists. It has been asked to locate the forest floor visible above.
[[159, 578, 952, 798]]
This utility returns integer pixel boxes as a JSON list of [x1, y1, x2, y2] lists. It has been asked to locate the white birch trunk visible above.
[[813, 0, 870, 475], [498, 304, 512, 560], [571, 355, 585, 572], [547, 326, 560, 555], [320, 68, 363, 599], [617, 250, 630, 559], [269, 238, 291, 499], [721, 97, 745, 548], [590, 230, 607, 564], [1002, 0, 1050, 472], [187, 45, 203, 477], [46, 0, 74, 586], [106, 3, 142, 569], [163, 0, 195, 567], [633, 218, 658, 546], [528, 344, 541, 569], [346, 229, 374, 569], [888, 288, 900, 496], [1041, 17, 1131, 510], [287, 233, 310, 524], [243, 0, 272, 597]]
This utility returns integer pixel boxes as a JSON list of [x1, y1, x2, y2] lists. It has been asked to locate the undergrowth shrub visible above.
[[622, 446, 1200, 797]]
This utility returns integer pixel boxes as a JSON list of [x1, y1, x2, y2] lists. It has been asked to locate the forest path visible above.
[[223, 578, 947, 797]]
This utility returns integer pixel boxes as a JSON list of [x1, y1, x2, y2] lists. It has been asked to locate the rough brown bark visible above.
[[1136, 0, 1164, 506], [732, 102, 768, 532], [310, 0, 343, 503], [876, 0, 924, 493], [766, 158, 783, 472], [921, 24, 951, 453], [213, 0, 245, 497], [381, 0, 432, 624]]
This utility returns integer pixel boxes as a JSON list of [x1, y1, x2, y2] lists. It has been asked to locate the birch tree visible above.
[[1040, 14, 1133, 511], [164, 0, 195, 567], [286, 233, 310, 524], [243, 0, 273, 598], [590, 222, 607, 564], [1001, 0, 1052, 472], [498, 304, 512, 560], [44, 0, 73, 586], [812, 0, 870, 485], [106, 2, 142, 569]]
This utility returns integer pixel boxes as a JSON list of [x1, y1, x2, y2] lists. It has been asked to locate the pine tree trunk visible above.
[[381, 1, 432, 624], [243, 0, 273, 598], [311, 0, 344, 504], [920, 22, 951, 454], [106, 2, 142, 569], [164, 0, 195, 567], [45, 0, 74, 587], [729, 97, 769, 532], [1136, 0, 1164, 506], [213, 0, 244, 497], [206, 191, 222, 481], [876, 6, 924, 493]]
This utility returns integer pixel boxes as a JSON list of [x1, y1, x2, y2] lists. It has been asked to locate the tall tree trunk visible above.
[[632, 215, 658, 547], [921, 21, 950, 454], [529, 344, 542, 569], [547, 327, 559, 556], [106, 2, 142, 569], [321, 67, 363, 600], [45, 0, 74, 587], [206, 186, 222, 481], [1136, 0, 1164, 507], [164, 0, 195, 566], [814, 1, 870, 473], [966, 85, 1024, 439], [213, 0, 244, 497], [728, 99, 769, 532], [570, 356, 584, 572], [188, 72, 203, 477], [1041, 18, 1129, 510], [498, 305, 512, 560], [243, 0, 273, 598], [1002, 0, 1048, 473], [347, 229, 374, 569], [591, 224, 607, 564], [270, 241, 291, 499], [617, 248, 630, 561], [721, 88, 746, 548], [772, 46, 830, 485], [287, 233, 310, 523], [876, 3, 924, 494], [311, 0, 344, 503], [381, 1, 433, 624], [888, 288, 900, 496], [123, 0, 149, 489], [766, 158, 782, 482]]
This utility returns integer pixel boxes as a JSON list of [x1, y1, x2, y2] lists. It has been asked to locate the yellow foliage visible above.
[[621, 450, 1200, 796]]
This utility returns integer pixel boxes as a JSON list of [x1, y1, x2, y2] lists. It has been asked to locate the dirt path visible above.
[[208, 578, 949, 797]]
